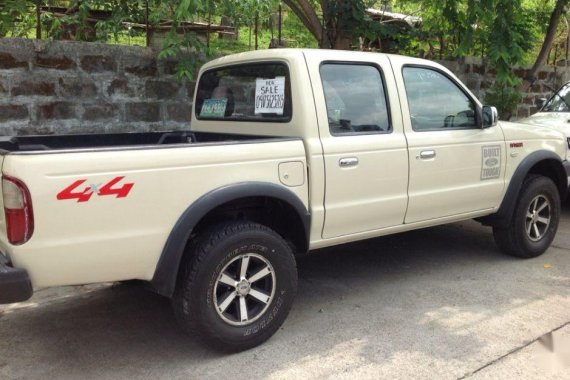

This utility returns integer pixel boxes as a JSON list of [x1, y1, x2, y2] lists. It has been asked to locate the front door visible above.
[[395, 64, 506, 223]]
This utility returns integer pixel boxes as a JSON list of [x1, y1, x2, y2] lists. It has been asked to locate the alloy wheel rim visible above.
[[525, 195, 551, 242], [213, 253, 276, 326]]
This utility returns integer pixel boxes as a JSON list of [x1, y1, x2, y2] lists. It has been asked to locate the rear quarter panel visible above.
[[1, 140, 308, 288]]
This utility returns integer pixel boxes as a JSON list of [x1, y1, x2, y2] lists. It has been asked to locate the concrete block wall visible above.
[[2, 38, 570, 135], [0, 38, 195, 135]]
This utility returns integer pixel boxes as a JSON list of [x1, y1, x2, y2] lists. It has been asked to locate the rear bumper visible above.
[[0, 253, 32, 304]]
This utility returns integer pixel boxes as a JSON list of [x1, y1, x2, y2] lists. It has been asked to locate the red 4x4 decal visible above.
[[57, 176, 134, 203]]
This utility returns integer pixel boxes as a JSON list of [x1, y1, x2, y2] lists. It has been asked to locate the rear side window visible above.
[[195, 63, 292, 122], [320, 63, 390, 135]]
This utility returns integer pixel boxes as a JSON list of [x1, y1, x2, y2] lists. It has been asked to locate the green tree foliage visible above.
[[93, 1, 147, 42], [526, 0, 568, 82], [0, 1, 34, 37], [1, 0, 567, 97], [215, 0, 278, 50], [393, 0, 562, 118], [284, 0, 382, 49], [151, 0, 208, 80], [219, 0, 276, 29], [395, 0, 537, 71], [155, 0, 278, 79]]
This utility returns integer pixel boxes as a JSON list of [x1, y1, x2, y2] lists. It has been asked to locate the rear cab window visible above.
[[195, 63, 292, 122]]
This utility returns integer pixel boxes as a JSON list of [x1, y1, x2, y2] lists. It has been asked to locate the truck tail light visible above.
[[2, 176, 34, 245]]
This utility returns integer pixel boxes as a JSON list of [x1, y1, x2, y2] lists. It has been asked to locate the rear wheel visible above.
[[493, 175, 560, 258], [173, 221, 297, 352]]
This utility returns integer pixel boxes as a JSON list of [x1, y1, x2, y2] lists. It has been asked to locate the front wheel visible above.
[[493, 175, 560, 258], [173, 221, 297, 352]]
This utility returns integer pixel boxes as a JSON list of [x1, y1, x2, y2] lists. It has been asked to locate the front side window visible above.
[[403, 67, 477, 131], [542, 83, 570, 112], [195, 63, 292, 122], [320, 63, 390, 135]]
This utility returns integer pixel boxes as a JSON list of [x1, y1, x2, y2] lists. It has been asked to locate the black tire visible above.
[[173, 221, 297, 352], [493, 175, 560, 258]]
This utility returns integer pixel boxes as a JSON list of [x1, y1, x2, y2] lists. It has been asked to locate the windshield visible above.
[[542, 83, 570, 112]]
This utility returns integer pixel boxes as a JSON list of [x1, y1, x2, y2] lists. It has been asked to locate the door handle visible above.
[[339, 157, 359, 167], [418, 150, 436, 160]]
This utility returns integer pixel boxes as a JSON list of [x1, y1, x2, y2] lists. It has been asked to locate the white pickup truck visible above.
[[1, 49, 569, 351]]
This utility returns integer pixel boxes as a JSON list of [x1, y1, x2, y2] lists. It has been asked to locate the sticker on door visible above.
[[481, 145, 501, 180]]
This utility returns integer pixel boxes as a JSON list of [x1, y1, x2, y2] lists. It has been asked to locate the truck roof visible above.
[[200, 48, 437, 72]]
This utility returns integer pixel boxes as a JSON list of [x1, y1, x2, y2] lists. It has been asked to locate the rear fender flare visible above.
[[150, 182, 310, 297]]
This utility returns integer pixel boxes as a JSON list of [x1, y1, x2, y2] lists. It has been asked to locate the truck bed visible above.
[[0, 131, 278, 153], [0, 133, 308, 289]]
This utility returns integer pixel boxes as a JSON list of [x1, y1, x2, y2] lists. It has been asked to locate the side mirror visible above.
[[482, 105, 499, 128]]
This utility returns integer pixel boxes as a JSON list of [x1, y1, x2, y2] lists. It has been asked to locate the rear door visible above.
[[304, 51, 409, 239]]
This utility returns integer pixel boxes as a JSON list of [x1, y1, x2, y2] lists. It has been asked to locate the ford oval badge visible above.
[[485, 158, 498, 166]]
